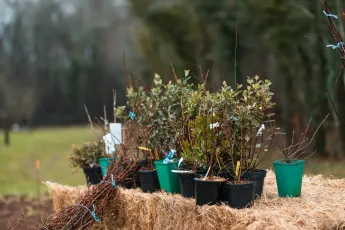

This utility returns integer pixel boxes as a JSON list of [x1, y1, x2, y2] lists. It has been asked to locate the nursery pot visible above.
[[138, 169, 160, 193], [154, 159, 181, 193], [194, 178, 222, 206], [99, 157, 117, 177], [226, 181, 255, 209], [83, 166, 102, 185], [242, 169, 267, 198], [124, 172, 137, 189], [274, 160, 305, 197], [218, 180, 229, 203], [172, 170, 195, 198]]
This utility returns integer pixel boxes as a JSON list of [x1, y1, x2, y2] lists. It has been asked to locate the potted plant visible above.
[[192, 114, 225, 205], [69, 140, 107, 185], [273, 115, 329, 197], [186, 90, 225, 206], [221, 120, 256, 208], [137, 147, 161, 193], [218, 77, 276, 198], [169, 71, 205, 198], [123, 72, 197, 193], [171, 159, 196, 198]]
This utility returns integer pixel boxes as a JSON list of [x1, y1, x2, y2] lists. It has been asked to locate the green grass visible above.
[[0, 126, 99, 196], [1, 126, 345, 196]]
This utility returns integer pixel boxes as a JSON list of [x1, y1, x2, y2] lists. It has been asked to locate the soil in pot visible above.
[[172, 170, 195, 198], [242, 169, 267, 198], [226, 180, 255, 208], [274, 160, 305, 197], [194, 177, 224, 206], [83, 166, 102, 185], [138, 169, 160, 193]]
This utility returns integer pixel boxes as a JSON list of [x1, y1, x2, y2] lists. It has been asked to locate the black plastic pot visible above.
[[226, 181, 255, 209], [83, 166, 102, 185], [194, 178, 222, 206], [172, 170, 195, 198], [242, 169, 267, 198], [138, 169, 160, 193], [217, 181, 226, 203]]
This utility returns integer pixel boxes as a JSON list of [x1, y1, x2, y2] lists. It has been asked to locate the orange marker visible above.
[[342, 9, 345, 19], [36, 160, 40, 170]]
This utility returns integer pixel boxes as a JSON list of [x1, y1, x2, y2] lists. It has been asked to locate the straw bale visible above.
[[44, 170, 345, 230], [43, 181, 86, 212]]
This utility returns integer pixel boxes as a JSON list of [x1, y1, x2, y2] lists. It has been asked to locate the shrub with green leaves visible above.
[[69, 140, 107, 169], [125, 72, 195, 157], [220, 76, 276, 177]]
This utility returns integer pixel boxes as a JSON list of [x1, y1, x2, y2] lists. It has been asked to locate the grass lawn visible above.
[[1, 126, 345, 196], [0, 126, 100, 196]]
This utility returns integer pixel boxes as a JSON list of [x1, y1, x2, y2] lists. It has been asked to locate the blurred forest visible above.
[[0, 0, 344, 158]]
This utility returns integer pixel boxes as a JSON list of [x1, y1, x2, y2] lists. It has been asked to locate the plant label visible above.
[[163, 157, 169, 164], [103, 133, 116, 154], [110, 123, 122, 145]]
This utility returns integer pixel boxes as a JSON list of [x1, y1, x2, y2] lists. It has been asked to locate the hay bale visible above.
[[43, 181, 86, 212], [44, 171, 345, 230]]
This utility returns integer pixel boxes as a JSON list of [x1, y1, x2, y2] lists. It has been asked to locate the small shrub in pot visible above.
[[69, 140, 106, 186], [273, 115, 329, 198]]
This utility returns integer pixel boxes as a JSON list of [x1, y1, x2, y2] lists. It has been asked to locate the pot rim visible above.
[[226, 180, 255, 187], [171, 169, 195, 174], [274, 159, 305, 166], [138, 169, 156, 173], [194, 177, 225, 183], [242, 169, 267, 177], [154, 158, 179, 165]]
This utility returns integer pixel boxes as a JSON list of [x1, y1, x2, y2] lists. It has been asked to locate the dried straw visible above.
[[45, 170, 345, 230], [43, 181, 85, 213]]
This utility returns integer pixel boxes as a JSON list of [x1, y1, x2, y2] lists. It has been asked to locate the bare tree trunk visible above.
[[4, 127, 10, 146]]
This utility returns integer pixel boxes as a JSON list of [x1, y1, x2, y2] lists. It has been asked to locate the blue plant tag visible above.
[[163, 157, 169, 164], [167, 149, 175, 159], [163, 149, 175, 164], [129, 111, 136, 120]]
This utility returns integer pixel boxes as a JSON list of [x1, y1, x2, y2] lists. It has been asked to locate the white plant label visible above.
[[103, 133, 115, 154], [110, 123, 122, 144], [256, 124, 265, 136]]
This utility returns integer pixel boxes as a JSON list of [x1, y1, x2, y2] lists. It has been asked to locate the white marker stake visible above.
[[178, 158, 183, 169], [203, 166, 211, 181]]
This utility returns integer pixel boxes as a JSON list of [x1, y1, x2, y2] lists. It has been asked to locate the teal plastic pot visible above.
[[154, 159, 181, 193], [99, 157, 115, 177], [273, 160, 305, 197]]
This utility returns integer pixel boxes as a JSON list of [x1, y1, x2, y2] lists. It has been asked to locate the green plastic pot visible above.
[[154, 159, 181, 193], [99, 157, 116, 177], [273, 159, 305, 197]]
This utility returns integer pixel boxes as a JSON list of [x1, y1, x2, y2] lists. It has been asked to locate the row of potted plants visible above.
[[121, 71, 327, 208], [69, 70, 328, 209]]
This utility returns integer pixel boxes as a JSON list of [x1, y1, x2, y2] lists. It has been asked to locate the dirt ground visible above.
[[1, 195, 52, 230]]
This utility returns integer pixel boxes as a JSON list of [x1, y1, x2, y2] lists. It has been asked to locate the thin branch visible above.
[[113, 90, 117, 123], [234, 18, 238, 91], [84, 104, 94, 130]]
